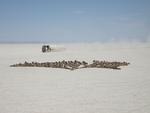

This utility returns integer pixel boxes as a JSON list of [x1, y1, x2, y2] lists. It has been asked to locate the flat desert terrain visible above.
[[0, 43, 150, 113]]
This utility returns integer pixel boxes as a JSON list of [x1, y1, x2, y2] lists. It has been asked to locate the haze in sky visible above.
[[0, 0, 150, 43]]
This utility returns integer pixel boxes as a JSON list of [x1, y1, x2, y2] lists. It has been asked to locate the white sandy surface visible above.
[[0, 43, 150, 113]]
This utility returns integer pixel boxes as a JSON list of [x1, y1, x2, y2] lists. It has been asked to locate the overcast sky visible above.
[[0, 0, 150, 43]]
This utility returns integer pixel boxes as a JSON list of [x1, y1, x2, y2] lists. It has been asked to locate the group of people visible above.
[[10, 60, 130, 70]]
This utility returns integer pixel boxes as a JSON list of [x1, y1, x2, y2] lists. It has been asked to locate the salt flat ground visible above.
[[0, 43, 150, 113]]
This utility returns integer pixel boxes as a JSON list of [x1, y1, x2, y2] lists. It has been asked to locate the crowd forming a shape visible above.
[[11, 60, 130, 70]]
